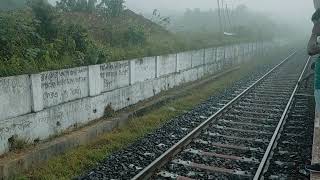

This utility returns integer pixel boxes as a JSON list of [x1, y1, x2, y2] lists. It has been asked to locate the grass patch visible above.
[[20, 49, 289, 179], [8, 135, 29, 152]]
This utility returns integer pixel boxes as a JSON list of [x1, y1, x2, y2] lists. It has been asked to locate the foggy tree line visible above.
[[167, 5, 276, 40], [56, 0, 124, 17], [0, 0, 125, 17], [0, 0, 279, 78]]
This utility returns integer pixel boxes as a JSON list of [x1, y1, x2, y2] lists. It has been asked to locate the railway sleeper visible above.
[[242, 98, 286, 105], [218, 119, 276, 128], [203, 131, 270, 143], [170, 159, 253, 178], [232, 109, 282, 116], [177, 152, 254, 171], [183, 148, 260, 164], [198, 134, 268, 149], [208, 128, 273, 140], [193, 139, 264, 153], [234, 105, 283, 113], [215, 122, 275, 132], [211, 124, 275, 135], [223, 115, 279, 123]]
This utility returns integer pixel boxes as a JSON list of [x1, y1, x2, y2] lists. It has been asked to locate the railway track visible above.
[[261, 63, 315, 179], [132, 52, 311, 180]]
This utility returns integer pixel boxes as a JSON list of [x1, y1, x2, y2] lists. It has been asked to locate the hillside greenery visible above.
[[0, 0, 274, 77]]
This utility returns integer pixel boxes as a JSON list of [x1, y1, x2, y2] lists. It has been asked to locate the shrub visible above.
[[125, 25, 146, 46]]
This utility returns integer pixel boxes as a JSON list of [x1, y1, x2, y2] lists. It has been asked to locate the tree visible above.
[[56, 0, 123, 17], [99, 0, 124, 17], [87, 0, 97, 12], [76, 0, 87, 11], [56, 0, 75, 12], [151, 9, 171, 28], [27, 0, 57, 41], [56, 0, 97, 13], [125, 25, 146, 46]]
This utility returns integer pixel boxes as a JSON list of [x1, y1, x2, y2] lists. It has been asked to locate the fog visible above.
[[45, 0, 317, 38], [47, 0, 315, 32], [126, 0, 313, 20], [126, 0, 313, 16], [126, 0, 314, 36]]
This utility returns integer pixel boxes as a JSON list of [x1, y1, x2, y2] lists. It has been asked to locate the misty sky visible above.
[[126, 0, 313, 12], [48, 0, 315, 33], [126, 0, 314, 29], [49, 0, 314, 23], [125, 0, 313, 16]]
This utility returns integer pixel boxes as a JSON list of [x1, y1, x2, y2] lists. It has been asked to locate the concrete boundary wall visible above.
[[191, 49, 205, 67], [35, 67, 90, 110], [130, 57, 156, 84], [0, 41, 272, 155], [156, 54, 177, 77], [177, 51, 192, 72], [0, 75, 32, 120], [99, 61, 130, 93]]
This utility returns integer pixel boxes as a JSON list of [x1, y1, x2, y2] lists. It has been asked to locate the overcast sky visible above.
[[125, 0, 314, 28], [48, 0, 315, 33], [49, 0, 314, 23], [125, 0, 314, 15]]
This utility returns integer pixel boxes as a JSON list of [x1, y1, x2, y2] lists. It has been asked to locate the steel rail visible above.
[[131, 51, 297, 180], [253, 56, 311, 180]]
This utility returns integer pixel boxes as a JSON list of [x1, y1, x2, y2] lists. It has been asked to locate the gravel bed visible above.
[[263, 83, 314, 179], [77, 63, 278, 180]]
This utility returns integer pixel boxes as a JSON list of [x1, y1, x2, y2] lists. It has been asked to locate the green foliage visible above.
[[0, 11, 36, 60], [0, 1, 274, 77], [27, 0, 58, 41], [8, 135, 29, 151], [56, 0, 98, 13], [0, 1, 109, 77], [56, 0, 125, 17], [100, 0, 124, 17], [125, 25, 146, 46]]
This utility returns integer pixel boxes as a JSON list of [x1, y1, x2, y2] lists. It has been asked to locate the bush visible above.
[[57, 0, 125, 18], [27, 0, 58, 41], [102, 0, 124, 17], [125, 25, 146, 46]]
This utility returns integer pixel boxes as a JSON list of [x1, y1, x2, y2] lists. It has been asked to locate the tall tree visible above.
[[100, 0, 124, 17], [87, 0, 97, 12], [56, 0, 98, 13], [27, 0, 57, 41]]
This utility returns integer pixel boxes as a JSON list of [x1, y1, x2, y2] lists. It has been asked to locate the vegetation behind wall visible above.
[[0, 0, 275, 77]]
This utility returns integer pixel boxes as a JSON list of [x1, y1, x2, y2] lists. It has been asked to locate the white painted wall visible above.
[[204, 48, 215, 65], [130, 57, 156, 84], [0, 42, 270, 155], [192, 49, 204, 67], [216, 47, 225, 71], [0, 75, 31, 121], [156, 54, 177, 77], [100, 61, 130, 92], [177, 51, 192, 72], [39, 67, 89, 109]]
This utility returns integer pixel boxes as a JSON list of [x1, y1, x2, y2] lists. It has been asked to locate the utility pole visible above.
[[225, 4, 232, 32], [221, 0, 226, 33], [217, 0, 223, 39]]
